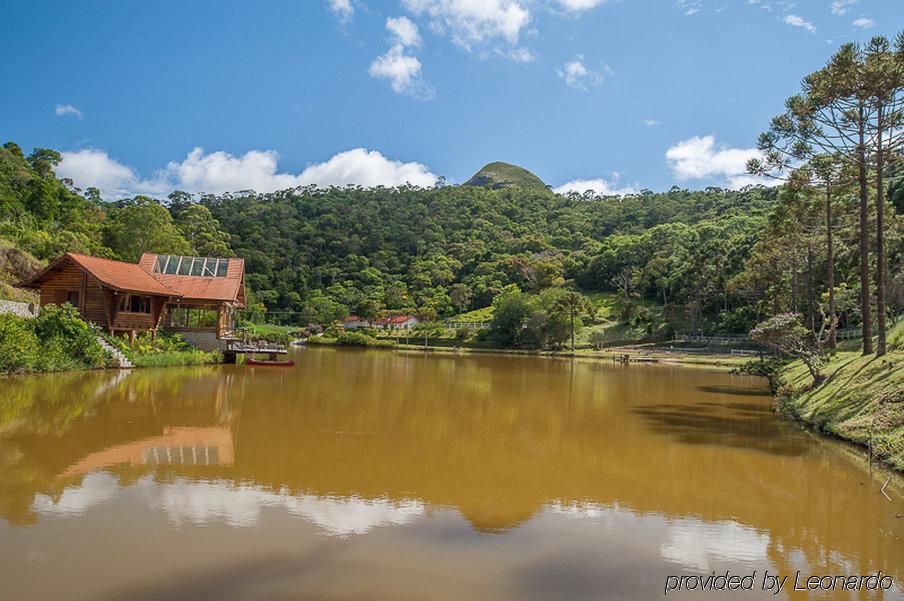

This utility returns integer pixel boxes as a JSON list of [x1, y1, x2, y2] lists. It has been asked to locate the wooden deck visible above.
[[224, 339, 289, 363]]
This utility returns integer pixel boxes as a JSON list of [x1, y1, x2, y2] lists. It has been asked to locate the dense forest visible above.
[[1, 35, 902, 353], [0, 141, 783, 328]]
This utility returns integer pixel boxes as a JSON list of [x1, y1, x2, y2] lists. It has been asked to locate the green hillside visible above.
[[463, 162, 549, 192]]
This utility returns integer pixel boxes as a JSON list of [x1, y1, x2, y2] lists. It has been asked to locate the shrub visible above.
[[245, 331, 292, 346], [0, 304, 113, 374], [107, 330, 221, 367], [335, 331, 396, 347], [734, 357, 788, 394], [32, 304, 110, 369], [750, 313, 825, 386], [132, 349, 221, 368], [0, 314, 40, 372]]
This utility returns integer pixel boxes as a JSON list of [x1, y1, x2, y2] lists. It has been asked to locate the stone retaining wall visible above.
[[0, 300, 37, 318]]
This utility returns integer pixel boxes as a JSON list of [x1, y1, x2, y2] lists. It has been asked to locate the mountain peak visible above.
[[463, 162, 548, 192]]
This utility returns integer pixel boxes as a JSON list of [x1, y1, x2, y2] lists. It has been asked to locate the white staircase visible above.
[[96, 335, 133, 369]]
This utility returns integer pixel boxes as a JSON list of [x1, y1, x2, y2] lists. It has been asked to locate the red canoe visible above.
[[246, 358, 295, 367]]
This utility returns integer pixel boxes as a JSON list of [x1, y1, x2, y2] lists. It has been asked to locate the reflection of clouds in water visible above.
[[549, 501, 771, 574], [32, 472, 119, 516], [32, 473, 424, 536], [153, 480, 425, 535], [660, 519, 769, 572]]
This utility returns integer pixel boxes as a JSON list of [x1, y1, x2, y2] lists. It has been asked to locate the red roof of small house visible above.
[[138, 253, 245, 306], [372, 315, 415, 325], [21, 253, 179, 297], [386, 315, 416, 324]]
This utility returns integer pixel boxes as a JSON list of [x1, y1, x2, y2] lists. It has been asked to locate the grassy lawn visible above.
[[242, 323, 297, 336], [780, 321, 904, 471]]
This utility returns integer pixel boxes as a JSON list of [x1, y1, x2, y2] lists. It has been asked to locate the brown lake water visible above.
[[0, 347, 901, 600]]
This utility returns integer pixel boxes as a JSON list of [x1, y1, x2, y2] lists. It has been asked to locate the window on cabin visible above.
[[178, 257, 193, 276], [128, 295, 152, 314], [67, 291, 80, 308], [216, 259, 229, 277]]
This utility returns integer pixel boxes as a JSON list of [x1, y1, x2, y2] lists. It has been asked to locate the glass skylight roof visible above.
[[152, 255, 229, 278]]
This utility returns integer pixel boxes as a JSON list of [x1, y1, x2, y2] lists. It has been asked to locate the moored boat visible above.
[[245, 358, 295, 367]]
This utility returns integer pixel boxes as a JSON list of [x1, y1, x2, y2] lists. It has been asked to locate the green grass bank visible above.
[[779, 323, 904, 471]]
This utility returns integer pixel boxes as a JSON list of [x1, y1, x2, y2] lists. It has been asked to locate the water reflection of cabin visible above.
[[20, 252, 246, 341]]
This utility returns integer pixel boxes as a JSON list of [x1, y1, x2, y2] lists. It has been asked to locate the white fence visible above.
[[445, 322, 491, 330], [675, 332, 749, 343]]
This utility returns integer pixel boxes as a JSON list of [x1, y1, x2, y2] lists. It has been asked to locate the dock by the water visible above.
[[224, 339, 288, 363]]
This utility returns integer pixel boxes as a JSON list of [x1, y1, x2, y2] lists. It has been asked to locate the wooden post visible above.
[[217, 305, 226, 339], [129, 330, 136, 347]]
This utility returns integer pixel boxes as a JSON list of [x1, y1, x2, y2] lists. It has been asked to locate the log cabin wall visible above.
[[83, 275, 111, 325], [38, 262, 87, 307], [37, 261, 114, 326]]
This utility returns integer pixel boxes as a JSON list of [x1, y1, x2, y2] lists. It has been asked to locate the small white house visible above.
[[374, 315, 420, 330], [342, 316, 371, 330]]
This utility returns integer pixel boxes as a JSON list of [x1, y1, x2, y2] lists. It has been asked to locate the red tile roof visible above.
[[386, 315, 416, 324], [139, 254, 245, 305], [21, 252, 246, 307], [372, 315, 415, 325], [21, 253, 178, 296]]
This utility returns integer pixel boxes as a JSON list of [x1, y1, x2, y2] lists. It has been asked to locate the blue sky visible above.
[[1, 0, 901, 198]]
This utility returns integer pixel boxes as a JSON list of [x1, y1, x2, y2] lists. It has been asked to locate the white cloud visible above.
[[783, 14, 816, 33], [369, 16, 434, 99], [557, 0, 608, 12], [369, 47, 427, 95], [830, 0, 856, 16], [57, 147, 438, 199], [402, 0, 531, 54], [293, 148, 437, 188], [56, 148, 146, 197], [554, 173, 637, 196], [387, 15, 421, 46], [676, 0, 702, 16], [852, 17, 874, 29], [558, 54, 611, 90], [54, 104, 83, 119], [643, 118, 660, 127], [501, 47, 534, 62], [665, 135, 769, 189], [328, 0, 354, 22]]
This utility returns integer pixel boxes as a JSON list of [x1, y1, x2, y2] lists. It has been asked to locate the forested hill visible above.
[[0, 139, 785, 328], [203, 184, 776, 319]]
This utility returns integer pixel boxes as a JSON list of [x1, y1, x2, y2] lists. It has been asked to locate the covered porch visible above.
[[163, 301, 239, 340]]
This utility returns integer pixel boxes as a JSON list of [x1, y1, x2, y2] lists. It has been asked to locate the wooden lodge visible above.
[[20, 252, 246, 341]]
